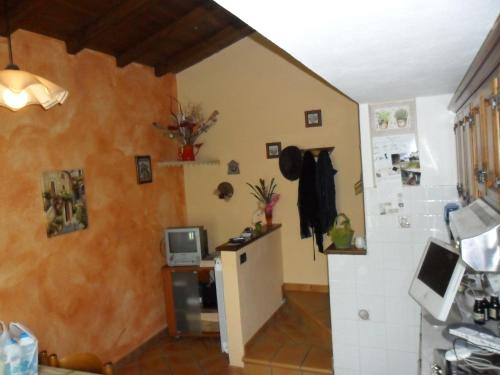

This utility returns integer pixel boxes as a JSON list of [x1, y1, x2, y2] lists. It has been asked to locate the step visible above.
[[243, 290, 332, 375]]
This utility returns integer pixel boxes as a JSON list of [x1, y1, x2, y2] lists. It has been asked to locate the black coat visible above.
[[298, 150, 338, 253], [316, 150, 337, 234]]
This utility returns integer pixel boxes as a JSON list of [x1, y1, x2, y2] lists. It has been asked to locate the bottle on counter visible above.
[[489, 295, 500, 321], [474, 297, 486, 325], [481, 297, 490, 322]]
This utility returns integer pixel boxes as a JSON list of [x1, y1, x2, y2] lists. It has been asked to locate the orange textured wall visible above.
[[0, 31, 185, 361]]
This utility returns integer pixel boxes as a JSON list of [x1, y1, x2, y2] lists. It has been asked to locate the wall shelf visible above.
[[158, 159, 220, 167]]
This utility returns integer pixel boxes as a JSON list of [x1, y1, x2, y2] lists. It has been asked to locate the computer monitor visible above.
[[409, 237, 466, 321]]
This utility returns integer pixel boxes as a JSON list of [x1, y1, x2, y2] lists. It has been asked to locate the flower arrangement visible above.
[[247, 178, 280, 225], [153, 98, 219, 147]]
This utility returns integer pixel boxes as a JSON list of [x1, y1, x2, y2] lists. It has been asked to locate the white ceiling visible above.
[[214, 0, 499, 103]]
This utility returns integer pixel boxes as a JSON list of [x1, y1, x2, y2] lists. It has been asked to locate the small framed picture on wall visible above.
[[266, 142, 282, 159], [305, 109, 322, 127], [135, 155, 153, 184]]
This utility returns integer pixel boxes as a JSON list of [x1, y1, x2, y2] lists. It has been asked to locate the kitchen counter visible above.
[[325, 242, 366, 255], [215, 224, 281, 252]]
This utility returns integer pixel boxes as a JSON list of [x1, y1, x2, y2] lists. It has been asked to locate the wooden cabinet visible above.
[[449, 19, 500, 210], [161, 265, 219, 337]]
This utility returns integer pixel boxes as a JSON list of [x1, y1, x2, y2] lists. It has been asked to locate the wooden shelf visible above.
[[325, 243, 366, 255], [157, 159, 220, 167]]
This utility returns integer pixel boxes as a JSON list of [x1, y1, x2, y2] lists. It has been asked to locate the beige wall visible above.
[[177, 35, 363, 285], [221, 228, 283, 366]]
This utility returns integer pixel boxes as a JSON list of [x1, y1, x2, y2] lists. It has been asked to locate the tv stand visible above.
[[161, 264, 219, 337]]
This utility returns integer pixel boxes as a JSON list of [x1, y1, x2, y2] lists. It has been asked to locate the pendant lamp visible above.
[[0, 0, 68, 111]]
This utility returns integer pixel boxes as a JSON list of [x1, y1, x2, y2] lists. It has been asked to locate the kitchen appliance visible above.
[[164, 226, 208, 266], [449, 198, 500, 272], [409, 237, 466, 321]]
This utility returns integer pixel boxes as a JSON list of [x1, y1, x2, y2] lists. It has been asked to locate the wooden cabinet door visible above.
[[480, 74, 500, 205]]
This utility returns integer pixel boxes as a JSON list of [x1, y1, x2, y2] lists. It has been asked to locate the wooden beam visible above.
[[0, 0, 46, 35], [154, 23, 253, 76], [116, 5, 211, 68], [65, 0, 152, 54]]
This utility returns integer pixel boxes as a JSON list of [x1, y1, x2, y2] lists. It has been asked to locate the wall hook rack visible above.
[[300, 146, 335, 157]]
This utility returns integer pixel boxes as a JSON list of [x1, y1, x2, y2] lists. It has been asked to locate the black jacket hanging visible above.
[[298, 151, 323, 252], [316, 150, 338, 235]]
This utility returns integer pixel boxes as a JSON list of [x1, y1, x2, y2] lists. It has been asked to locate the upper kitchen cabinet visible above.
[[449, 17, 500, 210]]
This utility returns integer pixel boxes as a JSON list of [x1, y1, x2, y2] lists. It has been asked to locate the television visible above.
[[409, 237, 466, 321], [164, 226, 208, 266]]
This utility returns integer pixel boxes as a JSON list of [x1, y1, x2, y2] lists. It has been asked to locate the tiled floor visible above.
[[115, 291, 332, 375], [115, 335, 242, 375], [243, 291, 332, 374]]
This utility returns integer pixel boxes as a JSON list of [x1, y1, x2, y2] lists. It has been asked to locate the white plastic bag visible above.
[[8, 323, 38, 375], [0, 321, 9, 375]]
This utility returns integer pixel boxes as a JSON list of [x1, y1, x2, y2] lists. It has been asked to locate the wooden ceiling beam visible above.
[[1, 0, 46, 35], [65, 0, 152, 54], [154, 23, 252, 76], [116, 5, 211, 68]]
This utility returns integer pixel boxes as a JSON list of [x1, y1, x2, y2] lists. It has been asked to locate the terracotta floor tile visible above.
[[300, 346, 332, 373], [114, 364, 141, 375], [270, 343, 309, 369], [169, 363, 202, 375], [244, 337, 283, 364], [271, 367, 301, 375], [243, 363, 271, 375]]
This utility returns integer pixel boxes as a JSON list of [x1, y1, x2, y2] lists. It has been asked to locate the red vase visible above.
[[179, 144, 195, 161], [264, 206, 273, 226]]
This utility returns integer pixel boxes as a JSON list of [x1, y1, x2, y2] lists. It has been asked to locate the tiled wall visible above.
[[329, 94, 458, 375]]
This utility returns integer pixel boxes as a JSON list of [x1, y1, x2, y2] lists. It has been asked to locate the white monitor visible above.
[[409, 237, 466, 321]]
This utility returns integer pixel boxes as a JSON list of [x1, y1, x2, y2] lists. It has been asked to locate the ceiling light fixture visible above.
[[0, 0, 68, 111]]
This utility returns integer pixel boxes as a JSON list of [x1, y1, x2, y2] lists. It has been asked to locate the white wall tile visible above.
[[331, 255, 358, 281], [334, 344, 360, 370], [382, 243, 415, 270], [387, 350, 419, 375], [385, 296, 421, 326], [333, 368, 360, 375], [331, 280, 357, 295], [331, 95, 456, 373], [385, 324, 420, 352], [383, 269, 413, 297], [332, 291, 358, 320], [357, 321, 387, 349], [359, 347, 387, 375], [333, 319, 359, 347]]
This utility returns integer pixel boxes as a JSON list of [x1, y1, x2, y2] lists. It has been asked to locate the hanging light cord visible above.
[[3, 0, 15, 68]]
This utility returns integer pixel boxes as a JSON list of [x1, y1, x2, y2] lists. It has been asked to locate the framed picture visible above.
[[266, 142, 282, 159], [41, 169, 88, 238], [305, 109, 322, 127], [135, 155, 153, 184], [369, 100, 416, 134]]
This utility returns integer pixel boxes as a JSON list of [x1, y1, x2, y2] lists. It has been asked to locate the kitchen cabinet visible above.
[[449, 19, 500, 211]]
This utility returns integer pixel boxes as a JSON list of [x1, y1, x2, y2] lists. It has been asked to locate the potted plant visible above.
[[247, 178, 280, 226], [394, 108, 408, 128], [153, 98, 219, 161], [376, 110, 391, 129]]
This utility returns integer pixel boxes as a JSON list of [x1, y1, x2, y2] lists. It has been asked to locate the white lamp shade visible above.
[[0, 69, 68, 111]]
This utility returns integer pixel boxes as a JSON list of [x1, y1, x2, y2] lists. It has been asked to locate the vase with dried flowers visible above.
[[247, 178, 280, 226], [153, 98, 219, 161]]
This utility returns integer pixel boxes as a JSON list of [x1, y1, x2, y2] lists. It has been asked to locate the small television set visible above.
[[409, 237, 466, 321], [164, 226, 208, 266]]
